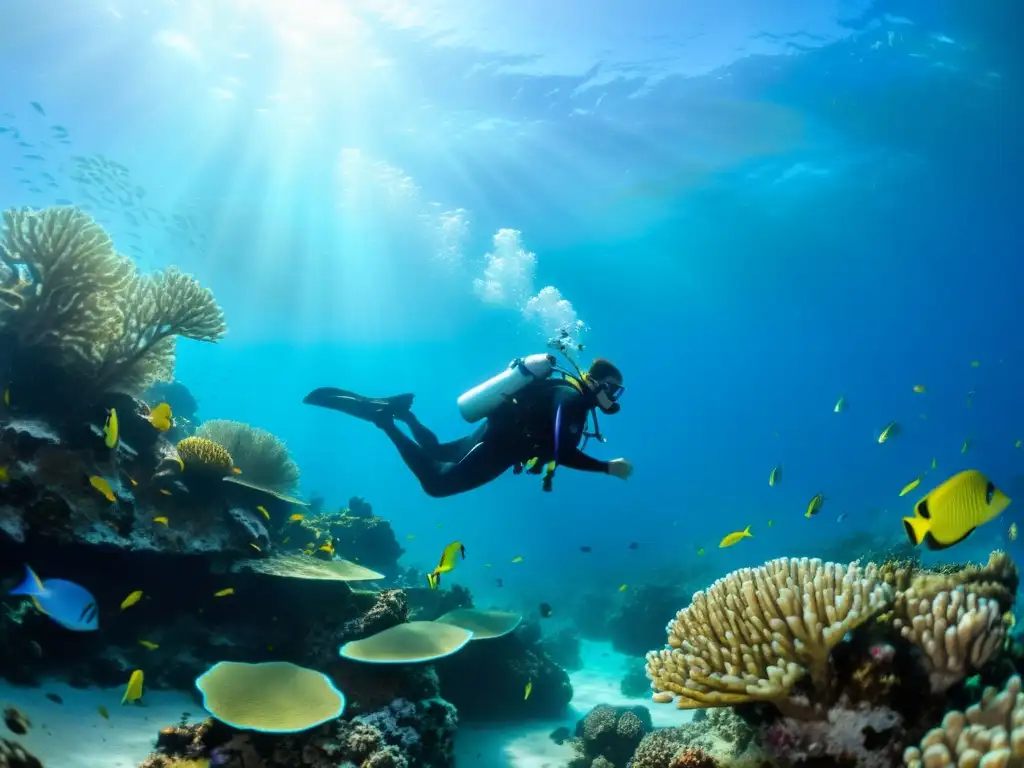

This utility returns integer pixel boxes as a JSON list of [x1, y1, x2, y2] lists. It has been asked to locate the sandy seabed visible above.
[[2, 641, 692, 768]]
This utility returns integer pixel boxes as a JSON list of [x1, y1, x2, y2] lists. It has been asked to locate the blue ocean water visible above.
[[0, 0, 1022, 760]]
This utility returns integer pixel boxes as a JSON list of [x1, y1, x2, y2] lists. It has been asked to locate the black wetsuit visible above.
[[380, 379, 609, 498]]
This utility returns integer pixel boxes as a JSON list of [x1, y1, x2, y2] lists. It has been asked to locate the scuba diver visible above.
[[303, 349, 633, 498]]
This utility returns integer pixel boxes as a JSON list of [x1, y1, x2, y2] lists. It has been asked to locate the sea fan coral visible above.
[[195, 419, 299, 494], [0, 206, 226, 397]]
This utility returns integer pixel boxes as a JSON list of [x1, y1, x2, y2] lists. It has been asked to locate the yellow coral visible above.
[[645, 557, 893, 709], [904, 675, 1024, 768], [196, 661, 345, 733], [177, 437, 235, 476], [195, 420, 299, 494]]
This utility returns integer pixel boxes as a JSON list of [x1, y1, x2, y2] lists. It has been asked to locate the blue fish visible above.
[[9, 566, 99, 631]]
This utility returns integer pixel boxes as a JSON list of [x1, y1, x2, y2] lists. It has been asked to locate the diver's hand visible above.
[[608, 458, 633, 480]]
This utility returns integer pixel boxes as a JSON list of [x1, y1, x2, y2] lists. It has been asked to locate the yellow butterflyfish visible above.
[[805, 494, 825, 518], [214, 588, 234, 597], [103, 408, 119, 449], [152, 516, 169, 525], [427, 541, 466, 589], [288, 513, 304, 522], [146, 402, 172, 431], [903, 470, 1011, 550]]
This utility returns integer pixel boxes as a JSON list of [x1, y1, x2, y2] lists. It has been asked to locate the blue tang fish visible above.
[[9, 565, 99, 631]]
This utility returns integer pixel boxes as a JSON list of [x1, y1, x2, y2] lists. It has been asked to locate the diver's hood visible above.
[[598, 401, 621, 415]]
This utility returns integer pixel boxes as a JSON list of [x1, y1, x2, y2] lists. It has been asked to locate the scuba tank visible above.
[[457, 353, 556, 423]]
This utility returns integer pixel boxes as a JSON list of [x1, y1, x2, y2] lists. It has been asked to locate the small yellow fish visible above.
[[250, 543, 262, 552], [288, 513, 304, 522], [962, 439, 972, 454], [913, 384, 926, 393], [98, 705, 109, 720], [805, 494, 825, 518], [281, 537, 290, 544], [122, 669, 144, 705], [232, 467, 242, 474], [2, 387, 8, 407], [128, 476, 138, 486], [931, 457, 938, 470], [1016, 441, 1022, 449], [768, 465, 782, 487], [257, 505, 269, 520], [878, 421, 899, 444], [696, 548, 705, 556], [138, 640, 159, 650], [899, 477, 922, 498], [834, 396, 845, 413], [146, 402, 172, 431], [158, 489, 172, 496], [1011, 523, 1018, 542], [511, 556, 524, 563], [971, 360, 981, 368], [524, 680, 532, 700], [618, 584, 628, 592], [214, 588, 234, 597], [0, 466, 8, 483], [406, 534, 416, 540], [903, 469, 1011, 550], [120, 590, 143, 610], [89, 475, 117, 502], [318, 540, 335, 556], [719, 526, 753, 548], [427, 541, 466, 589], [103, 408, 119, 449], [152, 516, 169, 526]]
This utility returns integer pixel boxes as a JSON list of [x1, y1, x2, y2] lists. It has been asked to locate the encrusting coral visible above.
[[645, 557, 893, 708], [194, 419, 300, 495], [904, 674, 1024, 768], [0, 206, 225, 398]]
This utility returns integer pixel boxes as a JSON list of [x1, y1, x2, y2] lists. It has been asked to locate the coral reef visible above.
[[434, 621, 573, 720], [904, 674, 1024, 767], [638, 552, 1019, 768], [569, 705, 652, 768], [194, 420, 299, 495], [139, 697, 457, 768], [287, 506, 405, 576], [628, 709, 760, 768], [0, 206, 225, 400]]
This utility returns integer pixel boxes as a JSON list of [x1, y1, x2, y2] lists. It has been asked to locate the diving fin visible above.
[[303, 387, 415, 422]]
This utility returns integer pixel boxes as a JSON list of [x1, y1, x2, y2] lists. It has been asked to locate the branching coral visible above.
[[645, 557, 893, 708], [0, 206, 226, 397], [894, 586, 1005, 693], [904, 674, 1024, 767], [195, 420, 299, 494]]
